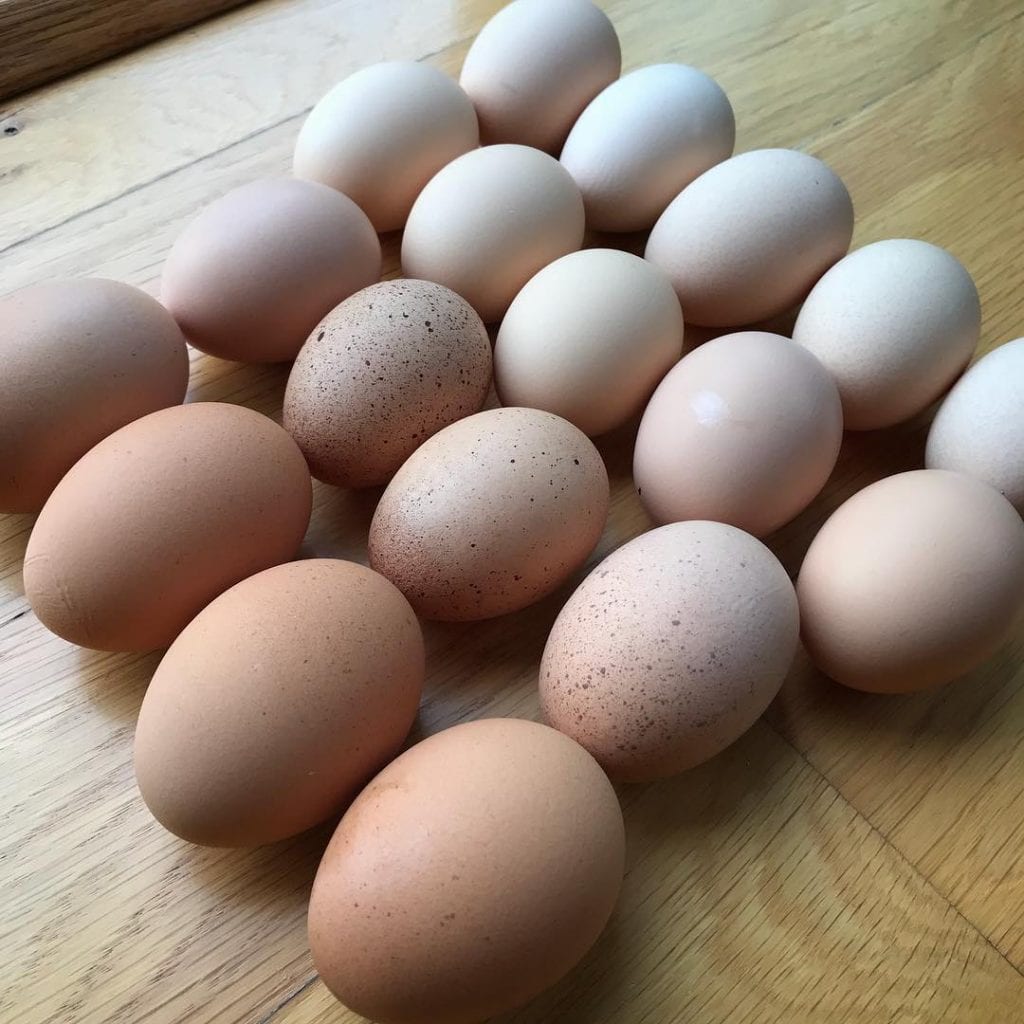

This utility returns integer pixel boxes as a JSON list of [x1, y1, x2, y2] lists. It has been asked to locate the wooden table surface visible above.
[[3, 1, 1024, 1021]]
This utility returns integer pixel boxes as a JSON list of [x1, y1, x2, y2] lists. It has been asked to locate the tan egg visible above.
[[560, 63, 735, 232], [24, 403, 312, 652], [540, 521, 798, 781], [459, 0, 620, 153], [798, 470, 1024, 693], [283, 280, 492, 488], [633, 332, 843, 538], [369, 407, 608, 620], [926, 338, 1024, 511], [293, 61, 479, 232], [494, 249, 684, 436], [308, 717, 624, 1024], [793, 239, 981, 430], [0, 279, 188, 513], [402, 144, 585, 322], [645, 148, 854, 326], [161, 178, 380, 363], [134, 559, 424, 847]]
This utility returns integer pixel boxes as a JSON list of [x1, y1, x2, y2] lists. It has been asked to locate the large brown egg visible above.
[[369, 407, 609, 620], [0, 278, 188, 513], [24, 403, 312, 652], [308, 718, 625, 1024], [283, 280, 492, 488], [540, 522, 799, 781], [161, 178, 380, 363], [134, 559, 424, 847], [798, 470, 1024, 693]]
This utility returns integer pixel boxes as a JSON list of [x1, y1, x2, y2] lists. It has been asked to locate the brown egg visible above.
[[633, 332, 843, 537], [540, 522, 799, 781], [24, 403, 312, 652], [0, 279, 189, 513], [308, 718, 625, 1024], [369, 407, 609, 620], [134, 559, 424, 847], [283, 280, 492, 488], [161, 178, 380, 363], [645, 148, 854, 326], [293, 61, 479, 232], [459, 0, 621, 153], [798, 470, 1024, 693], [401, 144, 585, 323]]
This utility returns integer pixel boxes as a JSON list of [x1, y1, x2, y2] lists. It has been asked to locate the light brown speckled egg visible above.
[[368, 407, 609, 620], [134, 559, 424, 847], [308, 717, 625, 1024], [24, 402, 312, 652], [0, 278, 189, 513], [540, 521, 799, 782], [283, 280, 492, 488], [798, 470, 1024, 693]]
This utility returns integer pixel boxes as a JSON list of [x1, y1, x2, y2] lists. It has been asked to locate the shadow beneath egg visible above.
[[186, 352, 291, 417], [301, 480, 382, 565], [77, 646, 163, 721]]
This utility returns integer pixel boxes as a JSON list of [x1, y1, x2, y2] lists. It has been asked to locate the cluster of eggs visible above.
[[2, 0, 1023, 1021]]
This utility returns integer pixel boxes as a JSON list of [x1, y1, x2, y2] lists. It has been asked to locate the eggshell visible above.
[[402, 144, 585, 322], [134, 559, 424, 847], [369, 407, 608, 620], [308, 717, 625, 1024], [0, 279, 189, 513], [560, 63, 735, 232], [644, 148, 854, 326], [540, 521, 798, 781], [283, 280, 492, 488], [494, 249, 684, 436], [293, 61, 479, 232], [797, 470, 1024, 693], [793, 239, 981, 430], [24, 403, 312, 652], [633, 331, 843, 537], [459, 0, 621, 153], [926, 338, 1024, 511], [161, 178, 380, 363]]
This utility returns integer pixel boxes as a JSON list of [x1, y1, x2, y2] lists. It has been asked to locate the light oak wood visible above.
[[2, 1, 1024, 1022]]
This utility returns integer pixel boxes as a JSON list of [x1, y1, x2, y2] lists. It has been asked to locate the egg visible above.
[[161, 178, 380, 363], [540, 521, 798, 781], [134, 559, 424, 847], [926, 338, 1024, 511], [401, 144, 585, 323], [633, 332, 843, 537], [797, 470, 1024, 693], [369, 407, 608, 620], [293, 61, 479, 232], [24, 403, 312, 652], [645, 148, 854, 326], [792, 239, 981, 430], [459, 0, 620, 153], [308, 717, 625, 1024], [494, 249, 684, 436], [560, 63, 735, 232], [0, 279, 189, 513]]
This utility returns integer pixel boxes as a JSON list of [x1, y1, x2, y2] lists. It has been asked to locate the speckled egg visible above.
[[24, 403, 312, 652], [308, 717, 625, 1024], [368, 407, 609, 620], [134, 559, 424, 847], [0, 278, 189, 513], [540, 521, 799, 781], [926, 338, 1024, 511], [798, 470, 1024, 693], [283, 280, 492, 488], [793, 239, 981, 430], [459, 0, 621, 153]]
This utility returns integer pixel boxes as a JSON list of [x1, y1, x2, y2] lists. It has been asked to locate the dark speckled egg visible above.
[[283, 280, 492, 488]]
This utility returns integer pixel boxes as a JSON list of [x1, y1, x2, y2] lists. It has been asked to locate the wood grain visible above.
[[2, 1, 1024, 1022]]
